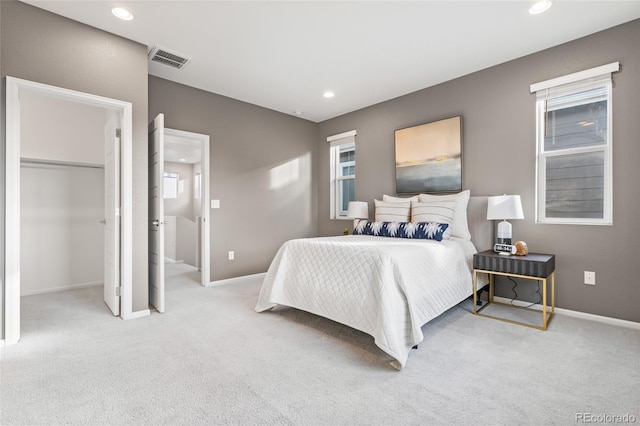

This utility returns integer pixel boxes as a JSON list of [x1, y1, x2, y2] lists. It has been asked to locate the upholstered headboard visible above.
[[467, 196, 492, 252]]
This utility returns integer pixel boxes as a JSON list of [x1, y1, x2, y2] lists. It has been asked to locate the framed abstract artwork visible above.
[[394, 115, 462, 194]]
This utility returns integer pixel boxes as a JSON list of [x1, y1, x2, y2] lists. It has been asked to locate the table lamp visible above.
[[347, 201, 369, 220], [487, 195, 524, 246]]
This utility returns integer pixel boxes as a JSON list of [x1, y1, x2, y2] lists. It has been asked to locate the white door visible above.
[[104, 121, 120, 316], [149, 114, 165, 313]]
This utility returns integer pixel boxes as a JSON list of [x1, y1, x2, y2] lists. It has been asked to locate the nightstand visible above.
[[473, 250, 555, 330]]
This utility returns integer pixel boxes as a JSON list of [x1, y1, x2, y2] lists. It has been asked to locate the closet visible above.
[[19, 91, 109, 298]]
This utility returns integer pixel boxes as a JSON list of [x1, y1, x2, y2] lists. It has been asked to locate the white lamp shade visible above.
[[487, 195, 524, 220], [347, 201, 369, 219]]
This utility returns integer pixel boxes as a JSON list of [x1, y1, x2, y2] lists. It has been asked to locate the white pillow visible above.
[[417, 190, 471, 240], [410, 200, 456, 224], [374, 199, 411, 222], [382, 194, 419, 203]]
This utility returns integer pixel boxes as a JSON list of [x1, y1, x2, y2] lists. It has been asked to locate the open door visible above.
[[103, 119, 120, 316], [148, 114, 165, 313]]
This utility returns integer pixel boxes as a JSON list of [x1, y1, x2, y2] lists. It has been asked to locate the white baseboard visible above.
[[123, 309, 150, 320], [21, 281, 103, 297], [206, 272, 267, 288], [492, 296, 640, 330]]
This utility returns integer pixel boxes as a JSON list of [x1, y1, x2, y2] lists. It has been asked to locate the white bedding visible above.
[[255, 234, 481, 369]]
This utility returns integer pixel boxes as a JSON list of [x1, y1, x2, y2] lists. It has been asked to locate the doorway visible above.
[[3, 77, 134, 345], [148, 114, 210, 313], [163, 128, 211, 287]]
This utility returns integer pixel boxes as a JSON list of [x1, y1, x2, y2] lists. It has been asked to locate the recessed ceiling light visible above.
[[112, 7, 134, 21], [323, 91, 335, 98], [179, 158, 187, 162], [529, 0, 552, 15], [293, 111, 304, 116]]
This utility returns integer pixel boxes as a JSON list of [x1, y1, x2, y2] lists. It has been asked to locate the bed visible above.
[[255, 194, 491, 369]]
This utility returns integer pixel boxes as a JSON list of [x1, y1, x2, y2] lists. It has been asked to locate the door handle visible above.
[[152, 220, 167, 226], [100, 219, 107, 225]]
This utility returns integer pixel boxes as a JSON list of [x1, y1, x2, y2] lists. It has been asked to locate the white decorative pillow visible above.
[[418, 190, 471, 240], [382, 194, 419, 203], [374, 199, 411, 222], [410, 200, 456, 224]]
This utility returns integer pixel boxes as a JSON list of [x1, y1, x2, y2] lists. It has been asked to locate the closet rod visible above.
[[20, 157, 104, 170]]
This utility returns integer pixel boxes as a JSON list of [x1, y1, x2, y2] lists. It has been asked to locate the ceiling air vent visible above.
[[148, 46, 191, 70]]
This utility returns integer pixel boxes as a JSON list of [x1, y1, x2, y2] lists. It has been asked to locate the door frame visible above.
[[164, 127, 210, 287], [3, 76, 134, 345]]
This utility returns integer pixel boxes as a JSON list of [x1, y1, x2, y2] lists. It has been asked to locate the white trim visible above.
[[5, 78, 21, 345], [530, 62, 619, 93], [21, 281, 103, 297], [201, 134, 211, 286], [3, 76, 134, 344], [120, 104, 133, 319], [329, 137, 356, 219], [206, 272, 267, 287], [493, 296, 640, 330], [124, 309, 151, 320], [326, 129, 356, 143]]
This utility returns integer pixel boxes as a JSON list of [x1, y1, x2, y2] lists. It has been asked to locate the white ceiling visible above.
[[22, 1, 640, 123], [164, 134, 202, 164]]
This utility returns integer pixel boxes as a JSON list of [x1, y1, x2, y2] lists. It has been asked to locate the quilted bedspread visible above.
[[255, 234, 480, 369]]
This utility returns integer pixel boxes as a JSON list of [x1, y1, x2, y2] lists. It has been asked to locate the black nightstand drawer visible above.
[[473, 250, 555, 278]]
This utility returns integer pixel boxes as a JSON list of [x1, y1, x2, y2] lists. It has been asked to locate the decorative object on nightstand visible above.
[[473, 249, 555, 330], [487, 195, 524, 253], [515, 240, 529, 255], [346, 201, 369, 235]]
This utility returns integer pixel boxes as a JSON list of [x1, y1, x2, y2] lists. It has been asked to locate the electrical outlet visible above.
[[228, 251, 235, 261], [584, 271, 596, 285]]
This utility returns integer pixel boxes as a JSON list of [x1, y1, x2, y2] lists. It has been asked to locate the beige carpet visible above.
[[1, 272, 639, 425]]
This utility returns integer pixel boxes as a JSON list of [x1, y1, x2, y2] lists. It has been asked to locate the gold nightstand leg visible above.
[[551, 272, 555, 315], [542, 277, 548, 330]]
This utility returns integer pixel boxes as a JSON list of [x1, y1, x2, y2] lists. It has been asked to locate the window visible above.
[[163, 172, 178, 199], [328, 130, 357, 219], [531, 62, 618, 225]]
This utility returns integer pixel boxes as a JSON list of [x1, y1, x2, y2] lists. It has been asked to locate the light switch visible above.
[[211, 199, 220, 209]]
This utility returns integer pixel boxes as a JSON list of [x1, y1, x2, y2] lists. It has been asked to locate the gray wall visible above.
[[149, 76, 318, 281], [318, 19, 640, 323], [0, 1, 150, 312]]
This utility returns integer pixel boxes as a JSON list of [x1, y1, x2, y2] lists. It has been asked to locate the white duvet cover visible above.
[[255, 234, 480, 369]]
